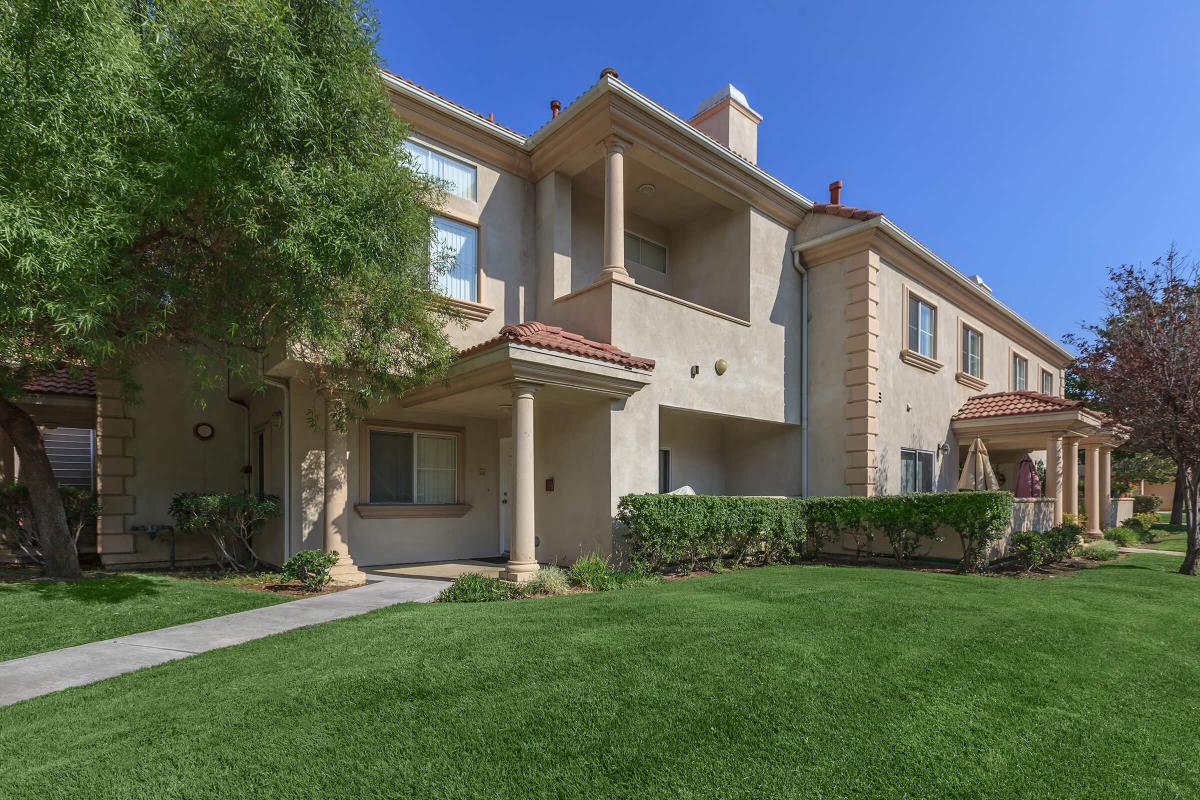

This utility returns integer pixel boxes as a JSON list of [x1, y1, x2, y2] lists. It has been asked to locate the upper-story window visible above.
[[404, 140, 477, 201], [961, 325, 983, 378], [625, 232, 667, 273], [1040, 368, 1054, 396], [907, 295, 937, 358], [1012, 354, 1029, 390], [432, 216, 478, 302]]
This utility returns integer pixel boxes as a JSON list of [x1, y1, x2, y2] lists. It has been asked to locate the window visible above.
[[41, 427, 95, 489], [1040, 369, 1054, 396], [1012, 354, 1028, 390], [907, 295, 937, 358], [658, 449, 671, 494], [403, 140, 477, 201], [368, 429, 458, 504], [962, 326, 983, 378], [625, 232, 667, 273], [432, 216, 478, 302], [900, 448, 935, 494]]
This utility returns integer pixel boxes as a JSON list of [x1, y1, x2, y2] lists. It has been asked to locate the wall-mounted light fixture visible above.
[[638, 183, 656, 195], [690, 365, 700, 379], [714, 359, 728, 376]]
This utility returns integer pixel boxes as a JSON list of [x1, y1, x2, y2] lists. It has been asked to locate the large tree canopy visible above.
[[0, 0, 456, 576], [1067, 248, 1200, 574]]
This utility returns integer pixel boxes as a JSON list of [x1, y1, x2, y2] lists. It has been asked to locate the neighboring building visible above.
[[2, 68, 1128, 579]]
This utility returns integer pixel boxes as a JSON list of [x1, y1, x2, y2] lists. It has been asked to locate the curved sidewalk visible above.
[[0, 576, 443, 707]]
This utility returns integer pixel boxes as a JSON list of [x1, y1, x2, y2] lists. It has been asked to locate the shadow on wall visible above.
[[0, 574, 162, 604], [875, 443, 891, 496]]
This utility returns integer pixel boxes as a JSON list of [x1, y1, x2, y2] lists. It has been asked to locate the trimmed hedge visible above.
[[1133, 495, 1163, 515], [618, 491, 1014, 573], [616, 495, 806, 571], [1011, 523, 1082, 570]]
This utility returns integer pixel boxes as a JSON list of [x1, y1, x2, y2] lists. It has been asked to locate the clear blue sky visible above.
[[375, 0, 1200, 344]]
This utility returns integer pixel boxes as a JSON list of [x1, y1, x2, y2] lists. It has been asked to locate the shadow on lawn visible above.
[[0, 574, 162, 604]]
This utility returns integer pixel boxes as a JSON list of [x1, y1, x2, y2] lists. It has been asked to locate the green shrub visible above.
[[568, 554, 614, 591], [863, 494, 943, 564], [437, 573, 517, 603], [1133, 495, 1163, 515], [1010, 523, 1082, 570], [941, 492, 1015, 572], [609, 565, 662, 589], [617, 495, 806, 571], [803, 496, 868, 558], [528, 565, 571, 596], [281, 549, 340, 592], [1080, 540, 1120, 561], [169, 492, 281, 570], [0, 482, 98, 565], [1122, 513, 1160, 537], [1104, 527, 1139, 547]]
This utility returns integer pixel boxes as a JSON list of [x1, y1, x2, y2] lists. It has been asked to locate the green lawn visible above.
[[0, 572, 287, 662], [1131, 523, 1189, 552], [3, 554, 1199, 798]]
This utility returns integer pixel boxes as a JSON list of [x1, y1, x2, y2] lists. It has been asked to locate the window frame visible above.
[[903, 289, 939, 360], [402, 138, 478, 202], [1040, 368, 1055, 396], [625, 230, 669, 274], [961, 324, 983, 379], [900, 448, 935, 495], [1012, 352, 1029, 391], [356, 421, 470, 518], [431, 213, 482, 305]]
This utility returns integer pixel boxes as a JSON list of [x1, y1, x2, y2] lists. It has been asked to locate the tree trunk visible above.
[[0, 395, 82, 579], [1171, 463, 1186, 526], [1180, 470, 1199, 577]]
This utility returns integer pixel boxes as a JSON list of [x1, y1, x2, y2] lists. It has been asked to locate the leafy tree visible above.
[[0, 0, 457, 577], [1067, 248, 1200, 574]]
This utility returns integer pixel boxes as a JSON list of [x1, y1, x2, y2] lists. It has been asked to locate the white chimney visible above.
[[688, 84, 762, 163]]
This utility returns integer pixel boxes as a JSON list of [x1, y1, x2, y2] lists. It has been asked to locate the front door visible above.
[[498, 436, 512, 555]]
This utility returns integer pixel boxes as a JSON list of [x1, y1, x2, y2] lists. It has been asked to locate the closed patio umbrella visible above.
[[958, 437, 1000, 491], [1014, 454, 1041, 498]]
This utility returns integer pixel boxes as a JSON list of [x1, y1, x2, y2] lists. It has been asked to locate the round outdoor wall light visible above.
[[193, 422, 215, 441], [714, 359, 728, 376], [638, 183, 656, 195]]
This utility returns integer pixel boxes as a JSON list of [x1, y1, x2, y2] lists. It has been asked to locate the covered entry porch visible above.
[[952, 391, 1129, 538]]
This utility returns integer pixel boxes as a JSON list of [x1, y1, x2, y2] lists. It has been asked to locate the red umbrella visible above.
[[1014, 454, 1041, 499]]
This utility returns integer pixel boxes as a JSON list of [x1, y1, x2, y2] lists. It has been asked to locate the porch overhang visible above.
[[951, 408, 1102, 451]]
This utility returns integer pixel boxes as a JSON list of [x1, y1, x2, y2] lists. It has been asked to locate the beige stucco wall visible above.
[[806, 254, 853, 497]]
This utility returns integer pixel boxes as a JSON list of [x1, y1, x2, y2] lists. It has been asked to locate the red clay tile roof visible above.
[[23, 368, 96, 398], [380, 69, 525, 138], [460, 322, 655, 371], [810, 203, 884, 221], [953, 391, 1090, 421]]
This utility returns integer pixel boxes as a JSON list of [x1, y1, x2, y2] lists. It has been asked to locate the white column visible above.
[[323, 394, 364, 584], [1063, 437, 1080, 518], [599, 136, 633, 283], [1046, 434, 1063, 527], [1083, 443, 1102, 539], [502, 382, 540, 583], [1099, 445, 1113, 530]]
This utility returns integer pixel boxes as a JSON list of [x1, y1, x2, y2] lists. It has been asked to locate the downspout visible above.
[[224, 367, 251, 494], [792, 244, 810, 498], [263, 375, 292, 561]]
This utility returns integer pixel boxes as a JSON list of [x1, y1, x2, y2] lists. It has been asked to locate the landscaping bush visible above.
[[941, 492, 1015, 572], [803, 496, 868, 558], [528, 565, 571, 596], [0, 482, 97, 565], [437, 573, 517, 603], [281, 549, 340, 592], [1103, 527, 1139, 547], [863, 494, 943, 564], [169, 492, 281, 571], [617, 494, 806, 571], [1079, 540, 1120, 561], [1133, 495, 1163, 515], [1010, 523, 1082, 570], [568, 554, 614, 591], [1121, 513, 1160, 542]]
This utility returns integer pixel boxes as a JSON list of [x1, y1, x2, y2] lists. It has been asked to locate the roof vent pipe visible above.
[[829, 180, 843, 205], [550, 99, 561, 119]]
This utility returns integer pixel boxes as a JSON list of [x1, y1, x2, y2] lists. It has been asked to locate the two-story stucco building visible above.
[[7, 68, 1129, 581]]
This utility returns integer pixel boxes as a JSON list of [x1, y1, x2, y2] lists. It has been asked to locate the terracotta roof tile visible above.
[[23, 368, 96, 398], [953, 390, 1087, 421], [380, 69, 525, 138], [810, 203, 884, 221], [460, 322, 655, 371]]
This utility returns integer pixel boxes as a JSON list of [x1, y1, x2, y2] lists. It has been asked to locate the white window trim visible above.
[[956, 319, 988, 391], [432, 213, 483, 307], [1011, 351, 1030, 391], [900, 448, 936, 495], [625, 230, 669, 274], [356, 422, 470, 518], [901, 286, 943, 373]]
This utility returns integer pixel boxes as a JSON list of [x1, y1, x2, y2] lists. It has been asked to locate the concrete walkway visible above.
[[1120, 546, 1184, 556], [0, 575, 444, 707]]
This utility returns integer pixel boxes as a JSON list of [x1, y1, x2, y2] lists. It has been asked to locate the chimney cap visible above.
[[600, 66, 619, 80], [693, 84, 761, 120], [828, 179, 843, 205], [550, 99, 561, 119]]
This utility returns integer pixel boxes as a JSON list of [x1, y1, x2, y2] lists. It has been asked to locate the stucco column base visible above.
[[1081, 530, 1105, 541], [328, 556, 366, 586], [500, 560, 539, 584], [599, 265, 634, 284]]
